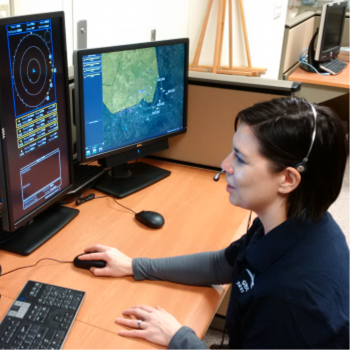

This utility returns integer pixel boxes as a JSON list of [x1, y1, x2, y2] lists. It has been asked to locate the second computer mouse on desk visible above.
[[135, 211, 165, 229], [73, 253, 107, 270]]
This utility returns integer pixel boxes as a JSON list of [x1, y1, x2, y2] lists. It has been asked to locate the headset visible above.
[[294, 104, 318, 173], [213, 104, 318, 181]]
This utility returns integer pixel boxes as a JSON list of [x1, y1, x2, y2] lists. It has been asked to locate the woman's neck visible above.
[[257, 200, 288, 235]]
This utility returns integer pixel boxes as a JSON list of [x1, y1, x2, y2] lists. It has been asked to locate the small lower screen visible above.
[[81, 43, 186, 158], [0, 16, 71, 225]]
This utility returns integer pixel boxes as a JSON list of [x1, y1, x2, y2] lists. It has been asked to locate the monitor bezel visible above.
[[315, 1, 347, 62], [0, 11, 74, 232], [74, 38, 189, 164]]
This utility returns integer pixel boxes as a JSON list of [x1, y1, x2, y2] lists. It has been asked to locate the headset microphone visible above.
[[213, 170, 226, 181]]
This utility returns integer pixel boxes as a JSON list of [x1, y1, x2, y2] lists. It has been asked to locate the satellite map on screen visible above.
[[101, 44, 185, 149]]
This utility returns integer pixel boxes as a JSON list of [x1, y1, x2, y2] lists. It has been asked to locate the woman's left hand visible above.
[[116, 305, 182, 347]]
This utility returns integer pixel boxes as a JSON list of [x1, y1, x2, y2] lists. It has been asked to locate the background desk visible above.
[[288, 63, 349, 128], [0, 159, 249, 349]]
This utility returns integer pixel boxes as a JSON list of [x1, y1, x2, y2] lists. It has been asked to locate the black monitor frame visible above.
[[73, 38, 189, 165], [315, 1, 347, 62], [0, 12, 75, 235]]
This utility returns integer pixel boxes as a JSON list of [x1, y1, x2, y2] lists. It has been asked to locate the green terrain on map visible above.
[[102, 48, 159, 114]]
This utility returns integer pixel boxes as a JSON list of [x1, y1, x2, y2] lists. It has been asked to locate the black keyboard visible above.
[[0, 280, 85, 349], [69, 163, 105, 194], [320, 59, 347, 75]]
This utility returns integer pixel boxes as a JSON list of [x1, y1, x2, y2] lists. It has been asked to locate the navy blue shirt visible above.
[[225, 212, 349, 349]]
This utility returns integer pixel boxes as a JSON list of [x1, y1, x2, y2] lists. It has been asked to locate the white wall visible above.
[[10, 0, 74, 65], [73, 0, 190, 48], [188, 0, 288, 79], [0, 0, 9, 18]]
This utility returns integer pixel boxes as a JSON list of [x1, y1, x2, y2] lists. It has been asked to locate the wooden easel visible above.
[[189, 0, 267, 77]]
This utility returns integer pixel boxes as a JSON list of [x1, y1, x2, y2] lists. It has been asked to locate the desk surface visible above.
[[0, 159, 249, 349], [288, 63, 350, 89]]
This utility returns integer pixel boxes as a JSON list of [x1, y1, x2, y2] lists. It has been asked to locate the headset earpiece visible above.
[[296, 163, 306, 173]]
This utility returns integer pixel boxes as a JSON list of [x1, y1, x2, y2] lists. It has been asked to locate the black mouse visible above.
[[135, 211, 164, 229], [73, 253, 106, 270]]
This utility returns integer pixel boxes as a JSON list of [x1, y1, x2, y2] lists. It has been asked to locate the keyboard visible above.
[[0, 280, 85, 349], [320, 59, 347, 75], [69, 163, 105, 194]]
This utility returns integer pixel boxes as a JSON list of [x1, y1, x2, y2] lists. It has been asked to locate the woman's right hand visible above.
[[78, 244, 133, 277]]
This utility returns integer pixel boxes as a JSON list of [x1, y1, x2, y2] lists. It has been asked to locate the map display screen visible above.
[[81, 43, 186, 158]]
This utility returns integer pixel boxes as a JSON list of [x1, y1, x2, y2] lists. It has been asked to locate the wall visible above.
[[11, 0, 190, 67], [0, 0, 9, 18], [10, 0, 74, 65], [72, 0, 190, 52], [188, 0, 288, 79]]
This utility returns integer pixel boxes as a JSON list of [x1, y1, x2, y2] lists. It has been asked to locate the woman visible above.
[[79, 97, 349, 349]]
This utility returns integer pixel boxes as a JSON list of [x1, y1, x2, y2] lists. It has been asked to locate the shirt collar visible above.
[[245, 213, 328, 273]]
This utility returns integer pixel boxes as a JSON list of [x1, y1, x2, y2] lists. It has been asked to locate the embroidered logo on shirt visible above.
[[246, 269, 255, 288], [236, 269, 255, 293]]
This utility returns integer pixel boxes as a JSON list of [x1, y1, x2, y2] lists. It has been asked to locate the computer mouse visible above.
[[135, 211, 165, 229], [73, 253, 106, 270]]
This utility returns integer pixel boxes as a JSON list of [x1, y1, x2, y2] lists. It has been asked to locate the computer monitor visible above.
[[315, 1, 347, 62], [0, 12, 78, 255], [303, 1, 348, 72], [73, 39, 188, 198]]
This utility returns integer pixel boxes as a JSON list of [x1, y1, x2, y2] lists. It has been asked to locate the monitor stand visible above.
[[0, 205, 79, 256], [301, 28, 321, 73], [94, 162, 171, 198]]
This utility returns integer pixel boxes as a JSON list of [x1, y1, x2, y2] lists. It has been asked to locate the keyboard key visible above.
[[30, 345, 39, 349], [55, 330, 66, 340], [20, 344, 30, 350], [0, 336, 10, 344], [19, 324, 32, 334], [31, 325, 40, 334], [60, 323, 70, 330], [10, 345, 21, 350]]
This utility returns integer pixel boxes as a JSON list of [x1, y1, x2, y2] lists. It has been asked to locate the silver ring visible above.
[[137, 319, 142, 329]]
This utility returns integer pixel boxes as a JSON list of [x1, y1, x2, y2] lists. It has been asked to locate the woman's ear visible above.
[[278, 167, 301, 194]]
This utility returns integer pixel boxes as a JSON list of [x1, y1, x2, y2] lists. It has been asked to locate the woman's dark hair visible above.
[[235, 97, 348, 221]]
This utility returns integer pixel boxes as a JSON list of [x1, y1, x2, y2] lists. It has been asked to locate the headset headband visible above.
[[295, 104, 318, 173]]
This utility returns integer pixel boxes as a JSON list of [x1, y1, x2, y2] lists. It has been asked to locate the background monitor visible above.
[[74, 38, 188, 198], [0, 12, 78, 255], [315, 1, 347, 62]]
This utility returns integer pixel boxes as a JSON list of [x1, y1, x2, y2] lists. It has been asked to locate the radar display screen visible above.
[[7, 19, 58, 157], [0, 14, 71, 227]]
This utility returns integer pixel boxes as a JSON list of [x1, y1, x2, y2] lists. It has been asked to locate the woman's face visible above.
[[221, 123, 285, 214]]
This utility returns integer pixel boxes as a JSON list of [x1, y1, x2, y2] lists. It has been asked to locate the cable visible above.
[[246, 211, 253, 232], [75, 193, 136, 215], [94, 195, 110, 200], [112, 196, 136, 214], [0, 258, 72, 277], [298, 48, 330, 76]]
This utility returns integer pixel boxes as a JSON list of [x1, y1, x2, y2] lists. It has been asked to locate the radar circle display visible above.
[[13, 33, 53, 108]]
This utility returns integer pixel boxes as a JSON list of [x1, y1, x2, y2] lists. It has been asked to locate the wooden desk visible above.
[[288, 63, 350, 89], [288, 62, 350, 103], [0, 159, 249, 349]]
